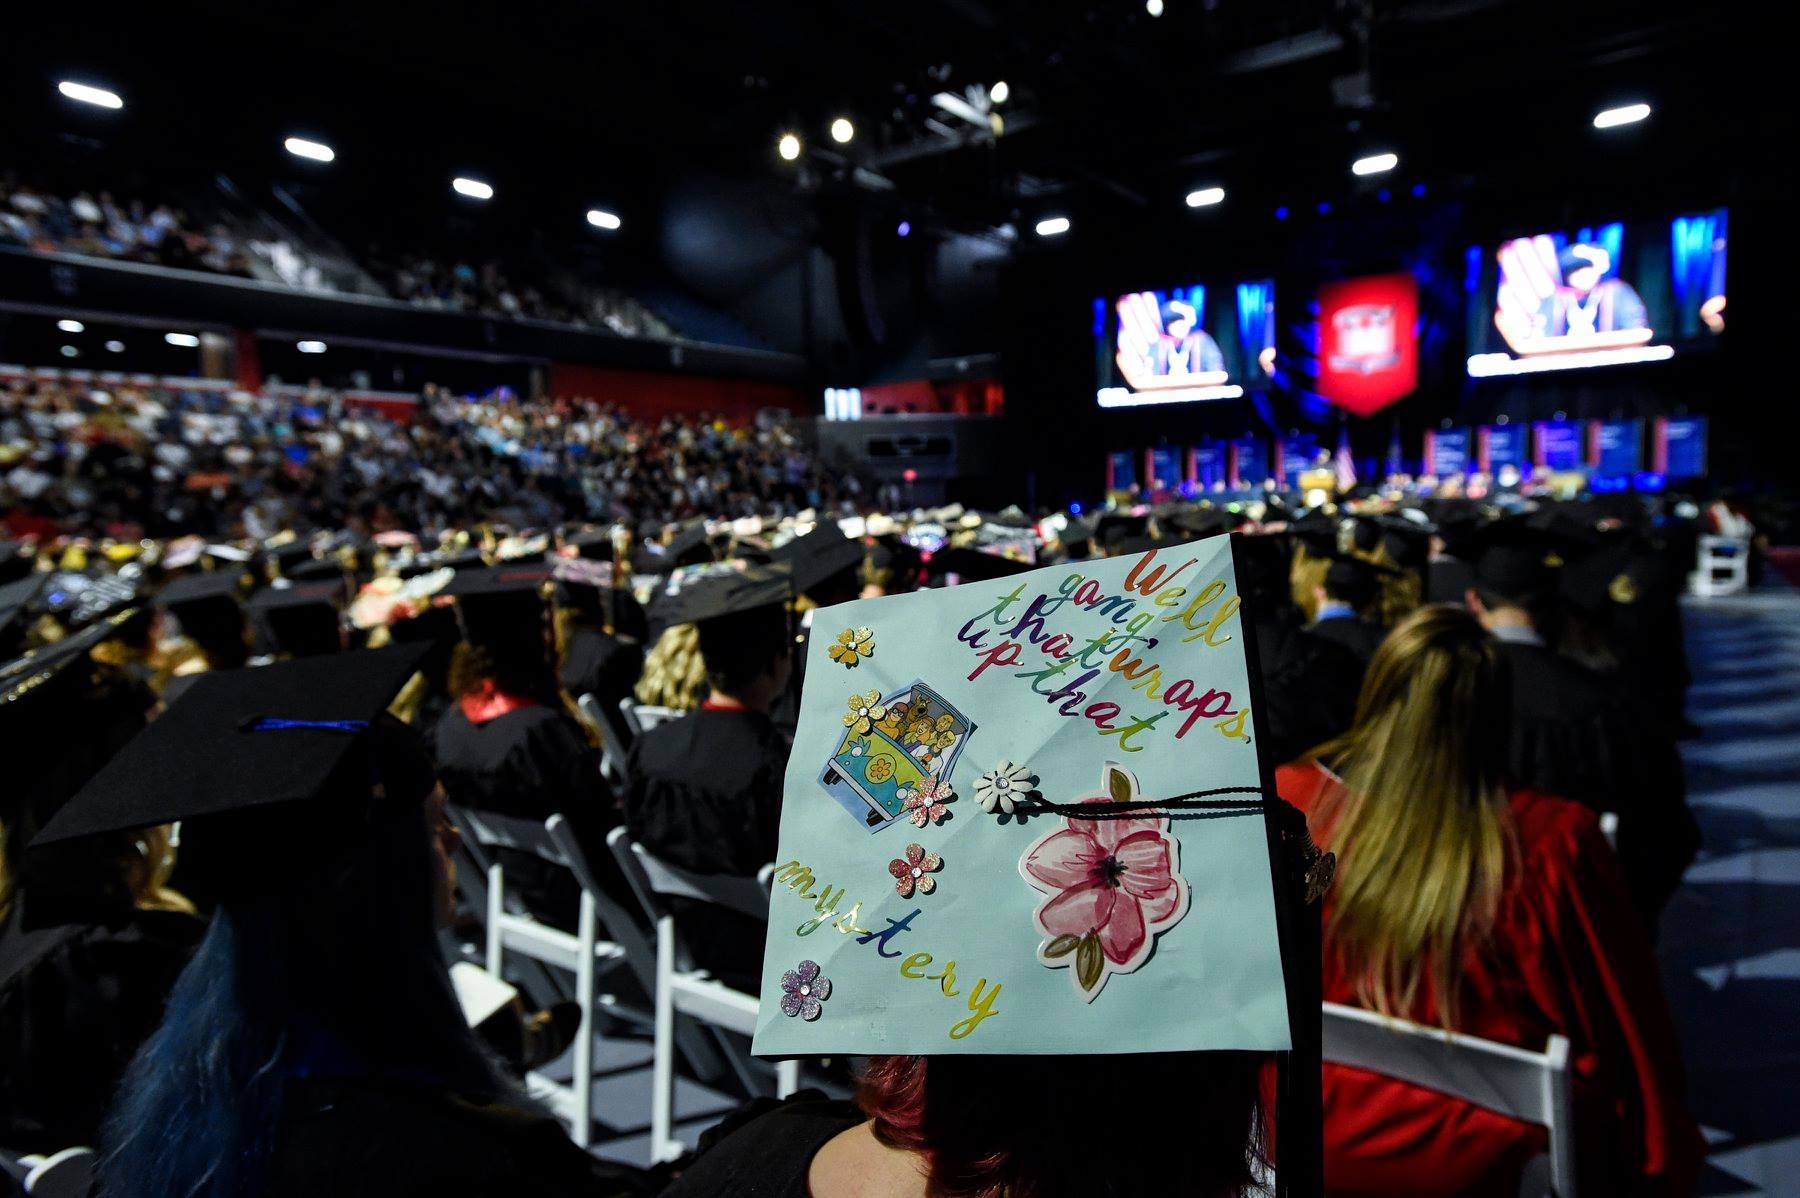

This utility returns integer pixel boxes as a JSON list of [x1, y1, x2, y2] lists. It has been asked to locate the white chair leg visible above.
[[652, 914, 678, 1162], [484, 863, 504, 978], [776, 1058, 799, 1099], [571, 891, 597, 1149]]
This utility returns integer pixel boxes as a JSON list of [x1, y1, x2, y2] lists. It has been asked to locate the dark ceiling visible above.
[[3, 0, 1764, 248]]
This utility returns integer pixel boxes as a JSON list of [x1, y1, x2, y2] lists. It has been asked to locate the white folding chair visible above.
[[1322, 1001, 1576, 1197], [451, 806, 648, 1147], [620, 697, 682, 736], [607, 827, 797, 1163], [576, 691, 632, 792], [618, 697, 646, 737], [0, 1147, 95, 1198], [1690, 534, 1749, 597]]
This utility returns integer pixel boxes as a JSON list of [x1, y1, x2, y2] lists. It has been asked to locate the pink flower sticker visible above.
[[887, 843, 943, 898], [902, 777, 954, 827], [1018, 764, 1190, 1002]]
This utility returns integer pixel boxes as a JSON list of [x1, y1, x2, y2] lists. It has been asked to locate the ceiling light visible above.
[[1351, 151, 1398, 176], [897, 220, 911, 237], [1146, 0, 1164, 15], [990, 80, 1010, 105], [1593, 102, 1651, 129], [105, 340, 125, 353], [1035, 216, 1071, 237], [586, 208, 622, 231], [165, 332, 200, 348], [284, 136, 335, 163], [452, 177, 494, 200], [831, 117, 855, 144], [297, 340, 327, 354], [60, 345, 79, 358], [58, 81, 122, 109], [57, 319, 85, 333], [779, 132, 802, 161], [1185, 186, 1225, 208]]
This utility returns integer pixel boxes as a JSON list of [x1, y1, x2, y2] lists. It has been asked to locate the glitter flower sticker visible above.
[[888, 843, 943, 898], [975, 759, 1035, 814], [778, 960, 832, 1021], [843, 689, 887, 736], [1018, 764, 1190, 1002], [828, 626, 875, 668], [903, 777, 954, 827]]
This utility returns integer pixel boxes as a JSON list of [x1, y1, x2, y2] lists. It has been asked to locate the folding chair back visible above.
[[607, 826, 792, 1162], [450, 805, 647, 1147], [576, 691, 632, 791], [1322, 1001, 1576, 1197], [1691, 534, 1749, 597], [0, 1146, 96, 1198], [620, 697, 682, 736]]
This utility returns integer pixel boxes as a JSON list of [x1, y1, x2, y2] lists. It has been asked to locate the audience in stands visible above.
[[1279, 605, 1702, 1196]]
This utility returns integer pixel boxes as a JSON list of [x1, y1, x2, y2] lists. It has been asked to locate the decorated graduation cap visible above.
[[32, 643, 434, 849], [645, 561, 793, 634], [754, 532, 1304, 1060]]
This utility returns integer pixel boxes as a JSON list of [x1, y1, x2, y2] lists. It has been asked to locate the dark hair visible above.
[[696, 604, 789, 695], [99, 720, 520, 1198], [859, 1052, 1264, 1198], [1323, 569, 1378, 613]]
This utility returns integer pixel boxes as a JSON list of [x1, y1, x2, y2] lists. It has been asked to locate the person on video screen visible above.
[[1551, 244, 1648, 337], [1154, 299, 1226, 376]]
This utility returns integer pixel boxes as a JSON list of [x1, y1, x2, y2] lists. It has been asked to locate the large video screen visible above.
[[1467, 209, 1727, 378], [1094, 280, 1274, 408]]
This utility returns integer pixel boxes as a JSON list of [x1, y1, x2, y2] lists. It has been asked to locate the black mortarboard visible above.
[[1, 607, 142, 701], [646, 563, 793, 634], [1, 575, 48, 649], [442, 565, 553, 599], [924, 546, 1034, 584], [771, 525, 865, 595], [154, 570, 247, 610], [0, 542, 33, 585], [635, 521, 714, 574], [260, 538, 316, 579], [41, 570, 140, 629], [32, 644, 434, 847], [247, 581, 345, 658], [1322, 552, 1396, 608], [1094, 512, 1149, 549], [1110, 534, 1165, 558], [1470, 523, 1556, 603], [567, 529, 617, 562], [1160, 507, 1239, 539], [1289, 513, 1341, 556], [286, 556, 347, 583]]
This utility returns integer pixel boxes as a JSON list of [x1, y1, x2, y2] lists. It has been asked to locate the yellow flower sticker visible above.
[[828, 626, 875, 668], [843, 689, 887, 736]]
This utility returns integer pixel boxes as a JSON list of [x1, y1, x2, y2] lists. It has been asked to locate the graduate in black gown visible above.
[[30, 647, 649, 1198], [432, 566, 614, 847], [1465, 528, 1698, 925], [552, 557, 646, 736], [0, 619, 204, 1155], [625, 566, 795, 990], [1307, 554, 1392, 667]]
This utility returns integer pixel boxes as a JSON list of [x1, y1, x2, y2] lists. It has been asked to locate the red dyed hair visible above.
[[858, 1053, 1264, 1198]]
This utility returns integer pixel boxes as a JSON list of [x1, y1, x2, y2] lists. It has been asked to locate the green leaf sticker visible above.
[[1106, 764, 1134, 805], [1076, 932, 1104, 993], [1043, 934, 1081, 960]]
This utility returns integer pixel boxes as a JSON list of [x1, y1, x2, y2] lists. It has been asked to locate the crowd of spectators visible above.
[[1, 174, 257, 278], [0, 377, 856, 547]]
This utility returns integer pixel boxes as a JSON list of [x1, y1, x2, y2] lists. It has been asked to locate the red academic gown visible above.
[[1277, 761, 1702, 1197]]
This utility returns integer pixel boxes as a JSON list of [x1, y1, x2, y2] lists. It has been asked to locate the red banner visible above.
[[1317, 273, 1418, 417]]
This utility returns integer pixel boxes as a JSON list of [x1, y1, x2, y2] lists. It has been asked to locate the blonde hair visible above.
[[635, 623, 707, 711], [1290, 546, 1331, 622], [1306, 605, 1514, 1025], [1355, 543, 1422, 628]]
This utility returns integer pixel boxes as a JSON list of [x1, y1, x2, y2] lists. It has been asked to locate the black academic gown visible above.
[[559, 629, 644, 727], [433, 701, 623, 917], [1250, 615, 1365, 768], [624, 706, 791, 990], [270, 1075, 651, 1197], [659, 1099, 862, 1198], [1497, 638, 1698, 925], [0, 896, 205, 1153], [1310, 613, 1388, 666]]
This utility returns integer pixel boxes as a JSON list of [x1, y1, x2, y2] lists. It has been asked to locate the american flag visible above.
[[1334, 423, 1357, 491]]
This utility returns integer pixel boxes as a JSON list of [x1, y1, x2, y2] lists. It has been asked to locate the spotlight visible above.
[[452, 177, 494, 200], [1035, 216, 1071, 237], [1351, 152, 1398, 176], [1185, 186, 1225, 208], [105, 340, 125, 353], [57, 319, 85, 334], [1411, 183, 1426, 198], [990, 80, 1010, 105], [164, 332, 200, 348], [1275, 206, 1290, 220], [284, 136, 335, 163], [830, 117, 855, 144], [58, 80, 122, 110], [1146, 0, 1164, 15], [1317, 201, 1331, 215], [60, 345, 79, 359], [1593, 102, 1651, 129], [586, 208, 622, 230], [897, 220, 911, 237], [297, 340, 327, 354], [778, 132, 802, 161]]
